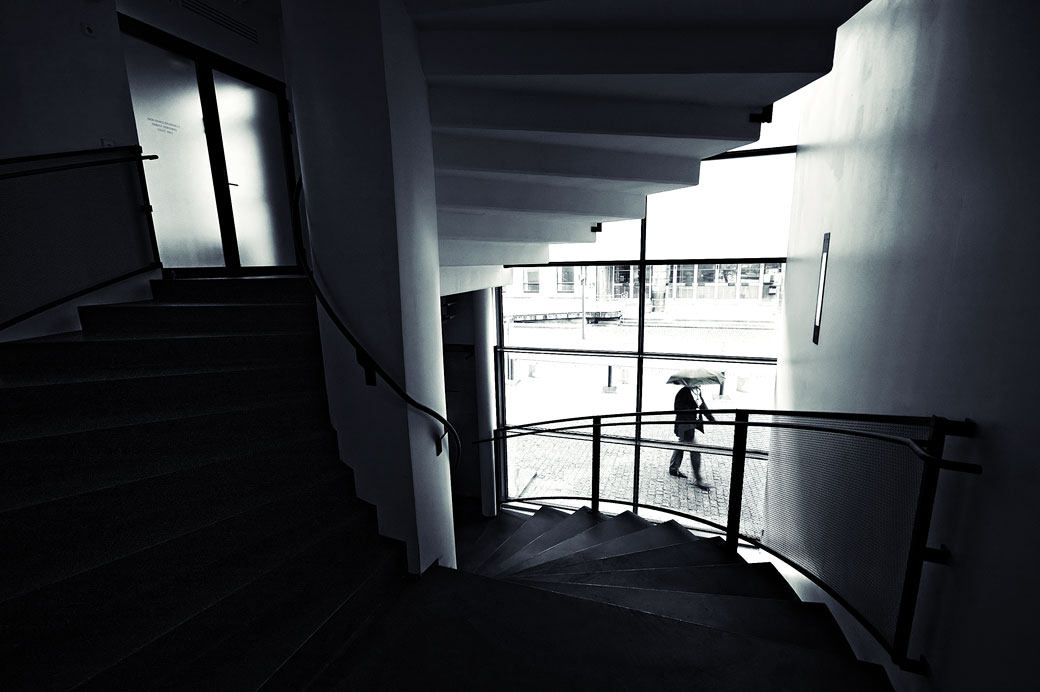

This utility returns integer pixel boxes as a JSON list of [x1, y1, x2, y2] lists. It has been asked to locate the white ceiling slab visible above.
[[438, 210, 599, 243], [439, 264, 513, 296], [439, 238, 550, 266], [429, 86, 761, 142], [419, 28, 834, 80], [433, 133, 701, 188], [436, 173, 646, 219], [407, 0, 869, 29]]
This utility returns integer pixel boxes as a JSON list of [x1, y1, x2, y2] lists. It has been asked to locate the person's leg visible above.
[[690, 449, 710, 489], [668, 447, 686, 476]]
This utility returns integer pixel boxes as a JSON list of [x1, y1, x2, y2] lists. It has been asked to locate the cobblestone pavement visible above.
[[506, 434, 767, 537]]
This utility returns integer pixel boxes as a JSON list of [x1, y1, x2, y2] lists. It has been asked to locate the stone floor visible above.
[[506, 433, 767, 537]]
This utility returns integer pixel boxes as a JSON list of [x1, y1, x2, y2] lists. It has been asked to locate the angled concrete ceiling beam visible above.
[[419, 28, 835, 77], [433, 133, 701, 187], [436, 173, 646, 219], [438, 210, 599, 243], [429, 86, 759, 142], [439, 238, 549, 267]]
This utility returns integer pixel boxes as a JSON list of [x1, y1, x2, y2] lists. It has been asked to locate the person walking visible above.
[[668, 384, 715, 490]]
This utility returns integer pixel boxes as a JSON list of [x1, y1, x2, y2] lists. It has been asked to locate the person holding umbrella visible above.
[[667, 369, 721, 490]]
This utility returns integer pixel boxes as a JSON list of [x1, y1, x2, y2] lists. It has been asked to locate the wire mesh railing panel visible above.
[[746, 413, 932, 458], [760, 426, 923, 649], [740, 453, 768, 539], [761, 413, 932, 440]]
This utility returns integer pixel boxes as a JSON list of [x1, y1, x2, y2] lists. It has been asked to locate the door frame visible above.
[[118, 14, 299, 275]]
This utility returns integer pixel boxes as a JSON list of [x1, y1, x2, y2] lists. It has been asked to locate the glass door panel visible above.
[[123, 35, 224, 267], [213, 71, 294, 266]]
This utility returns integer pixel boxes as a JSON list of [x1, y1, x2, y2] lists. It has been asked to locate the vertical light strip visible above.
[[813, 232, 831, 344]]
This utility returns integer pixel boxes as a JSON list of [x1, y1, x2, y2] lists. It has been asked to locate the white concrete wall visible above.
[[282, 0, 454, 573], [2, 1, 138, 158], [381, 0, 455, 570], [779, 1, 1040, 688]]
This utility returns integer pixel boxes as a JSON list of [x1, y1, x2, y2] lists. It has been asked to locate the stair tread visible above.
[[0, 360, 318, 388], [42, 510, 384, 692], [457, 508, 529, 572], [481, 505, 607, 575], [511, 563, 800, 600], [0, 442, 342, 601], [331, 567, 892, 692], [0, 471, 359, 660], [0, 429, 339, 513], [513, 581, 854, 657], [502, 510, 653, 573], [163, 543, 405, 692], [492, 519, 696, 577], [509, 535, 742, 576], [257, 551, 408, 692], [2, 329, 315, 344], [471, 505, 570, 574], [78, 302, 318, 336], [0, 389, 327, 444]]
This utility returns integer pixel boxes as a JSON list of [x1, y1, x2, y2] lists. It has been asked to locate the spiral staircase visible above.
[[0, 276, 895, 691]]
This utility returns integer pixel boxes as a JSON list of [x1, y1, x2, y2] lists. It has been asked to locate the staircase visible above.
[[0, 276, 409, 692], [377, 503, 895, 692], [2, 276, 892, 691]]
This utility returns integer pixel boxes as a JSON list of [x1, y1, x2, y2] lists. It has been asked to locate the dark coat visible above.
[[673, 386, 715, 440]]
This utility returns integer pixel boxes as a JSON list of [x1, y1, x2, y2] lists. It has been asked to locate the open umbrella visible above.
[[667, 368, 725, 388]]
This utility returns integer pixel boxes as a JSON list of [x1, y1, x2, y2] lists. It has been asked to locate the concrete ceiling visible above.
[[404, 0, 871, 265]]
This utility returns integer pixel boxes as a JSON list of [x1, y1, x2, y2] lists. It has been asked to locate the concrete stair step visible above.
[[0, 430, 339, 513], [457, 507, 529, 573], [0, 331, 319, 386], [513, 581, 854, 657], [79, 302, 317, 335], [330, 567, 892, 692], [512, 563, 799, 601], [471, 505, 571, 575], [496, 519, 696, 577], [0, 392, 329, 450], [511, 536, 741, 576], [0, 440, 338, 602], [482, 505, 608, 576], [501, 510, 653, 573], [69, 514, 390, 692], [150, 277, 312, 304], [0, 363, 323, 424]]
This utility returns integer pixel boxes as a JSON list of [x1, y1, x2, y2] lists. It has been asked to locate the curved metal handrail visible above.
[[484, 410, 979, 470], [490, 407, 965, 434], [291, 178, 461, 464]]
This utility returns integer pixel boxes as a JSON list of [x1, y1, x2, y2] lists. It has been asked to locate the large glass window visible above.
[[501, 264, 638, 352], [496, 92, 801, 525]]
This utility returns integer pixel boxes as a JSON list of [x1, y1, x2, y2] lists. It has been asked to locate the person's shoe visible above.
[[669, 469, 687, 478], [693, 481, 711, 490]]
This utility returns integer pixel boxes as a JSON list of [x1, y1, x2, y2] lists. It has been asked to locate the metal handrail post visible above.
[[725, 410, 749, 553], [632, 411, 641, 513], [592, 416, 602, 513], [892, 417, 948, 669]]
